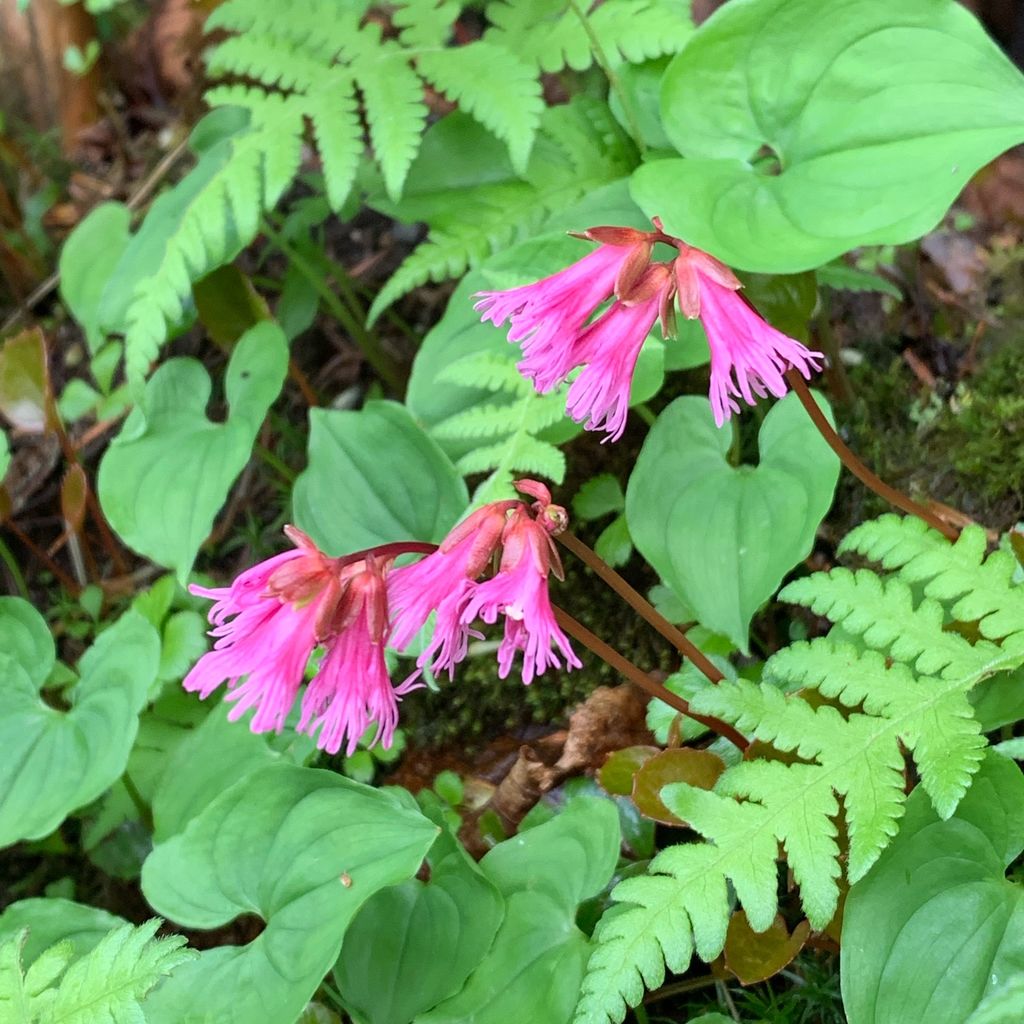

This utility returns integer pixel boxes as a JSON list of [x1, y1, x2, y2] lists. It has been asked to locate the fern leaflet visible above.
[[0, 920, 193, 1023], [576, 515, 1024, 1024], [485, 0, 693, 73]]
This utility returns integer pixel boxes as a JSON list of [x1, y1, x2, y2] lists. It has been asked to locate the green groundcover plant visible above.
[[4, 1, 1024, 1022]]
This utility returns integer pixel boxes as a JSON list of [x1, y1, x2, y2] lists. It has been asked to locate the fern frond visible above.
[[780, 568, 997, 677], [0, 920, 193, 1023], [577, 515, 1024, 1024], [369, 97, 635, 320], [485, 0, 692, 73], [841, 517, 1024, 642], [437, 352, 534, 395], [416, 42, 543, 173]]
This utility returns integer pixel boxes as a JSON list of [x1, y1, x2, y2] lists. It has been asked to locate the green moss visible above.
[[836, 328, 1024, 535]]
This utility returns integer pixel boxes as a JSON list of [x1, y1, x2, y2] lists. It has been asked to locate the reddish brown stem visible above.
[[3, 519, 81, 595], [784, 370, 959, 541], [336, 540, 438, 568], [553, 606, 748, 751], [557, 531, 725, 683]]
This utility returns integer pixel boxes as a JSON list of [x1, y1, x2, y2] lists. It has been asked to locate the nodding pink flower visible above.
[[184, 526, 342, 734], [186, 527, 412, 755], [460, 502, 580, 685], [388, 501, 519, 677], [299, 557, 417, 756], [565, 264, 671, 442], [672, 246, 824, 427], [474, 227, 653, 393]]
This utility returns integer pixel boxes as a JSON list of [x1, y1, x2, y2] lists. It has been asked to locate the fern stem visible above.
[[259, 220, 408, 394], [784, 370, 959, 541], [566, 0, 647, 155], [557, 531, 726, 684], [553, 606, 749, 750]]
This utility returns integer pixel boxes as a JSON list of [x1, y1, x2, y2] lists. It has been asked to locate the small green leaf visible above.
[[842, 753, 1024, 1024], [626, 393, 839, 651], [292, 400, 468, 555], [573, 475, 625, 522], [98, 321, 288, 579], [0, 602, 160, 847], [142, 766, 439, 1024], [632, 0, 1024, 271], [594, 515, 633, 569]]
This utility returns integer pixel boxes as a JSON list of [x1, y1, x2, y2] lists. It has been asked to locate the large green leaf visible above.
[[150, 702, 314, 842], [417, 798, 621, 1024], [625, 393, 839, 651], [630, 0, 1024, 271], [335, 825, 504, 1024], [98, 322, 287, 579], [417, 890, 591, 1024], [141, 765, 439, 1024], [0, 899, 125, 966], [58, 202, 132, 354], [292, 400, 468, 555], [842, 753, 1024, 1024], [0, 600, 160, 847]]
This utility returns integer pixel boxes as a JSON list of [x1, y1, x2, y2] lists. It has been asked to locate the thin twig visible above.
[[784, 370, 959, 541], [558, 531, 725, 683], [553, 606, 749, 751]]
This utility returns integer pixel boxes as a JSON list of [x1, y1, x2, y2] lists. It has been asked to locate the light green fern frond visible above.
[[576, 514, 1024, 1024], [841, 516, 1024, 641], [433, 362, 568, 502], [485, 0, 693, 73], [369, 97, 636, 321], [0, 920, 193, 1024]]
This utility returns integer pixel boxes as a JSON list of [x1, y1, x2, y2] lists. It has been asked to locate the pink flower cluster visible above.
[[184, 482, 578, 756], [475, 224, 824, 438]]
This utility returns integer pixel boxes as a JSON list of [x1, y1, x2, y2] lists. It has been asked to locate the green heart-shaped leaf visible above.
[[631, 0, 1024, 271], [842, 753, 1024, 1024], [0, 899, 125, 966], [625, 393, 839, 651], [0, 599, 160, 847], [335, 829, 504, 1024], [292, 400, 468, 554], [141, 765, 438, 1024], [98, 322, 287, 580]]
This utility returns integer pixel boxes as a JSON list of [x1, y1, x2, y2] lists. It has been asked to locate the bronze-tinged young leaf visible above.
[[598, 746, 659, 797], [631, 749, 725, 826], [723, 913, 810, 986]]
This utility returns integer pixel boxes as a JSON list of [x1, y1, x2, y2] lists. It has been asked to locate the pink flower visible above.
[[388, 501, 517, 678], [184, 527, 341, 733], [672, 247, 824, 427], [186, 528, 413, 756], [460, 504, 580, 685], [298, 559, 416, 756], [565, 265, 670, 442], [474, 228, 653, 393]]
